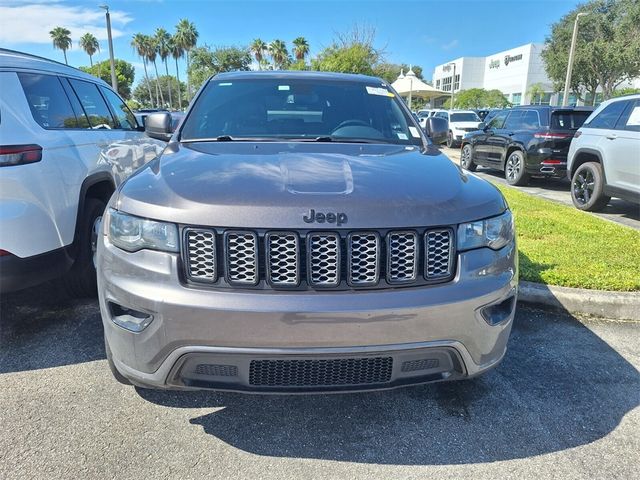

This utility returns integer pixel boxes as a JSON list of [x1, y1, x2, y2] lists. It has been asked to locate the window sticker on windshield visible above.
[[397, 132, 408, 140], [278, 85, 290, 91], [627, 106, 640, 126], [409, 126, 421, 138], [366, 86, 393, 97], [218, 82, 232, 86]]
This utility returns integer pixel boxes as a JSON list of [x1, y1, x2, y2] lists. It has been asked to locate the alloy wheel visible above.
[[506, 154, 521, 181], [573, 169, 595, 205]]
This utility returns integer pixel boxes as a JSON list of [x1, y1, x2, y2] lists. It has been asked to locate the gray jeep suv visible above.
[[98, 71, 518, 393]]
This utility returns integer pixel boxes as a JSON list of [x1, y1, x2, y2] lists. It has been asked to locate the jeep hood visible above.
[[116, 142, 506, 228]]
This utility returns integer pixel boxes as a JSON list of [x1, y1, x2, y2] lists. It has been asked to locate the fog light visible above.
[[109, 302, 153, 332], [480, 294, 516, 326]]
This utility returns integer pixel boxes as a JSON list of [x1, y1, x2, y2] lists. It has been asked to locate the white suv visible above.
[[567, 94, 640, 211], [0, 49, 164, 295], [432, 109, 482, 148]]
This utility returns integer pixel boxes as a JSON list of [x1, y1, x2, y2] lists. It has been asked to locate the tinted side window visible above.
[[585, 101, 628, 129], [68, 79, 116, 129], [505, 110, 524, 129], [521, 110, 540, 128], [551, 111, 591, 129], [17, 73, 78, 129], [616, 99, 640, 132], [488, 111, 508, 129], [100, 87, 137, 130]]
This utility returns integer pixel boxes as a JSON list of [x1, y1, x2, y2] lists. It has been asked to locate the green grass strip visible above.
[[495, 184, 640, 291]]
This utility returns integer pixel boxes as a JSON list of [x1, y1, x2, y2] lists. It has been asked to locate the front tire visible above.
[[460, 144, 477, 171], [446, 131, 458, 148], [504, 150, 530, 186], [571, 162, 610, 211], [63, 198, 106, 298]]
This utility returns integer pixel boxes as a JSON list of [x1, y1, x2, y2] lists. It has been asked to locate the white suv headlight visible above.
[[106, 209, 179, 253], [457, 210, 514, 251]]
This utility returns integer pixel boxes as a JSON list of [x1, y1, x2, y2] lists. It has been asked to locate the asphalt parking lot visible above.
[[440, 146, 640, 231], [1, 285, 638, 479]]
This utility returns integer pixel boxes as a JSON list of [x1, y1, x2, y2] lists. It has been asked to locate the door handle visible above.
[[507, 132, 515, 136], [606, 134, 617, 140]]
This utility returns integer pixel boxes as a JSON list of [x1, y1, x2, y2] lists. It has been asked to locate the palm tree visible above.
[[174, 19, 198, 99], [250, 39, 268, 70], [156, 28, 172, 109], [132, 33, 155, 106], [79, 33, 99, 67], [292, 37, 309, 62], [50, 27, 72, 65], [169, 36, 184, 110], [145, 37, 165, 108], [268, 40, 288, 70]]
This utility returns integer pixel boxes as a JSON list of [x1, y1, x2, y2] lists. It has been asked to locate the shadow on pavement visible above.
[[138, 307, 640, 465], [0, 282, 104, 373]]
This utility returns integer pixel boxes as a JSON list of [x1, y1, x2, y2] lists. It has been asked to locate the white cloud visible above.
[[0, 2, 133, 44], [441, 39, 459, 50]]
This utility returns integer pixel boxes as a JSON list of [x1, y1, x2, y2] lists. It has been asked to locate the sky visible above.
[[0, 0, 581, 87]]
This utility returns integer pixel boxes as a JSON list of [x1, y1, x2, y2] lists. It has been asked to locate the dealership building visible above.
[[432, 43, 566, 107]]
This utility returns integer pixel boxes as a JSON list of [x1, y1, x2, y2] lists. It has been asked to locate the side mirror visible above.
[[425, 116, 448, 145], [478, 122, 487, 131], [145, 112, 173, 141]]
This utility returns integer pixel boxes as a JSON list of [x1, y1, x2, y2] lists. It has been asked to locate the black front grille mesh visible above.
[[249, 357, 393, 387], [184, 228, 454, 289]]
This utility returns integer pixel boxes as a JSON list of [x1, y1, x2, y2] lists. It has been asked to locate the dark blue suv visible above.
[[460, 106, 593, 186]]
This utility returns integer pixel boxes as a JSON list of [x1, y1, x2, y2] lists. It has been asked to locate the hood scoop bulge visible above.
[[280, 155, 354, 195]]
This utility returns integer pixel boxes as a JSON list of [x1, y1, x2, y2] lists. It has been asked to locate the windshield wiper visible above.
[[304, 136, 390, 144], [181, 136, 284, 143]]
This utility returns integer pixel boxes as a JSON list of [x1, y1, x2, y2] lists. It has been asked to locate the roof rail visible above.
[[0, 47, 88, 74]]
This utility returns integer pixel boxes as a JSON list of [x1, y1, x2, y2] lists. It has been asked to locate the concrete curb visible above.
[[518, 281, 640, 321]]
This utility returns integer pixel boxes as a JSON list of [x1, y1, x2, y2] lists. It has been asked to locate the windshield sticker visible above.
[[627, 106, 640, 126], [409, 126, 421, 138], [397, 132, 408, 140], [366, 86, 393, 97], [218, 82, 233, 86], [278, 85, 290, 91]]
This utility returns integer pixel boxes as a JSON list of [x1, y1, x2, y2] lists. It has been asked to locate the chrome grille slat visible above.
[[387, 231, 418, 283], [266, 232, 300, 286], [225, 231, 258, 285], [425, 229, 454, 279], [184, 229, 217, 282], [347, 232, 380, 286], [308, 233, 340, 287]]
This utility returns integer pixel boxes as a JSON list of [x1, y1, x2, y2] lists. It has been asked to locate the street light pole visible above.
[[562, 12, 588, 106], [447, 62, 456, 110], [100, 4, 118, 93]]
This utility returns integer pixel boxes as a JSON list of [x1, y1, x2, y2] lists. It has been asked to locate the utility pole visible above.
[[100, 5, 118, 93], [563, 12, 588, 106]]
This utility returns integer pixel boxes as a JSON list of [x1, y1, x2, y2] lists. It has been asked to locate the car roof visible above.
[[212, 70, 386, 84], [0, 48, 106, 84], [511, 105, 594, 112]]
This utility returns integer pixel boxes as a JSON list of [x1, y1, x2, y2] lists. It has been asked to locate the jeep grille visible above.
[[183, 228, 454, 289]]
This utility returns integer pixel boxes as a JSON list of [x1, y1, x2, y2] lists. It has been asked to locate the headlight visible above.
[[457, 210, 514, 251], [106, 209, 178, 253]]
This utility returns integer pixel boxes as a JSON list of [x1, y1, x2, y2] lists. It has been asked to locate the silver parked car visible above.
[[98, 71, 518, 393]]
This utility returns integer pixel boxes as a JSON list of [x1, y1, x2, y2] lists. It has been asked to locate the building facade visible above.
[[432, 43, 560, 108]]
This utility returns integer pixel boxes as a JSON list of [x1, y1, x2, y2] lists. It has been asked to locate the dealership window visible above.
[[442, 76, 452, 92], [511, 93, 522, 106], [436, 79, 441, 89], [453, 74, 460, 91]]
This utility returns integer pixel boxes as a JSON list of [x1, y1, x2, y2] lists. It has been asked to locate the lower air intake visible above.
[[249, 357, 393, 387]]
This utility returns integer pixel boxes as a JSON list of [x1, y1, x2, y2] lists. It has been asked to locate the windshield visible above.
[[450, 112, 481, 122], [180, 78, 422, 145]]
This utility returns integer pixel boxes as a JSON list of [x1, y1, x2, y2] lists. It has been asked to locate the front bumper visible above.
[[98, 236, 518, 393]]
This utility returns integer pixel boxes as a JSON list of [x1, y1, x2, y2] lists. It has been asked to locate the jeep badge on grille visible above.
[[303, 209, 348, 226]]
